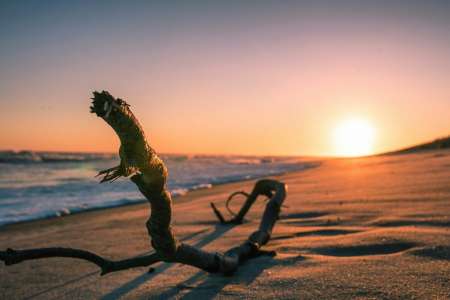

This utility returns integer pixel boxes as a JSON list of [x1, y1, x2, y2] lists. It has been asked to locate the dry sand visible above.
[[1, 150, 449, 299]]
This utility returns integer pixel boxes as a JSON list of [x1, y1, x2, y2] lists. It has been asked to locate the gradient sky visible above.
[[1, 0, 449, 156]]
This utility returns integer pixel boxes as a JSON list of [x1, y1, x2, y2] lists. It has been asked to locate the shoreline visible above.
[[0, 156, 322, 229], [0, 168, 309, 232], [0, 149, 445, 232]]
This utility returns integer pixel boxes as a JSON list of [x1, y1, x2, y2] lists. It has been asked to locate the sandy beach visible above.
[[1, 150, 449, 299]]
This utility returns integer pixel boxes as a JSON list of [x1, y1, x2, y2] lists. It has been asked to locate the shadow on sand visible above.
[[100, 223, 236, 300], [154, 254, 306, 299], [23, 228, 209, 300]]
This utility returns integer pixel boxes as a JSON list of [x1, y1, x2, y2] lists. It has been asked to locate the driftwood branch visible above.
[[0, 248, 159, 275], [210, 180, 278, 224], [0, 91, 287, 276]]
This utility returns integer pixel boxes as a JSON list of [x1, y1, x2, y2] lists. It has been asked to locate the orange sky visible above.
[[1, 1, 449, 156]]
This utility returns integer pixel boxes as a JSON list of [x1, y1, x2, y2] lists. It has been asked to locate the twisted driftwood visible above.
[[210, 180, 277, 224], [0, 91, 287, 276]]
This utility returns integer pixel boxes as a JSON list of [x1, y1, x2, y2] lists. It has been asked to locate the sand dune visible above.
[[1, 150, 449, 299], [386, 136, 450, 155]]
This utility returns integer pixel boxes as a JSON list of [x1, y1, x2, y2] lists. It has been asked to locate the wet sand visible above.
[[1, 150, 449, 299]]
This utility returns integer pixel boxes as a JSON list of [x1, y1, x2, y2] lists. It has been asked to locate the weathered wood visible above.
[[0, 247, 160, 275], [0, 91, 287, 276], [210, 179, 279, 224]]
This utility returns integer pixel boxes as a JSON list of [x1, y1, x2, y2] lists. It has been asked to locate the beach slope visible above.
[[1, 150, 449, 299]]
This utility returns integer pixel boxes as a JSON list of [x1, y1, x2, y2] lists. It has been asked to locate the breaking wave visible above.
[[0, 151, 320, 226]]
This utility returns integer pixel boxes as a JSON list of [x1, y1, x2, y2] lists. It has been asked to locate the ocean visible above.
[[0, 151, 318, 226]]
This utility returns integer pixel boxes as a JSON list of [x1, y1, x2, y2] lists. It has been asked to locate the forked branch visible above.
[[210, 179, 278, 224], [0, 91, 287, 276]]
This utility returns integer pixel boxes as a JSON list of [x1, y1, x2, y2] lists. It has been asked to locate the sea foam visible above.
[[0, 152, 319, 226]]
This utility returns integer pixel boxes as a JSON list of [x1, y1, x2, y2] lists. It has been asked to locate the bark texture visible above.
[[0, 91, 287, 276]]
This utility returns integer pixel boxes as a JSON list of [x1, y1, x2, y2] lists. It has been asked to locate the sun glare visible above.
[[333, 119, 375, 157]]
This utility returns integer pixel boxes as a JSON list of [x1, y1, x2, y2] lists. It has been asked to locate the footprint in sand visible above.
[[311, 241, 417, 257], [272, 229, 361, 241], [279, 211, 341, 227], [280, 211, 330, 219], [408, 246, 450, 261], [371, 219, 450, 228]]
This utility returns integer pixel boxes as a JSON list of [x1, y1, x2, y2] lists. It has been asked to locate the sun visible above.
[[333, 119, 375, 157]]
